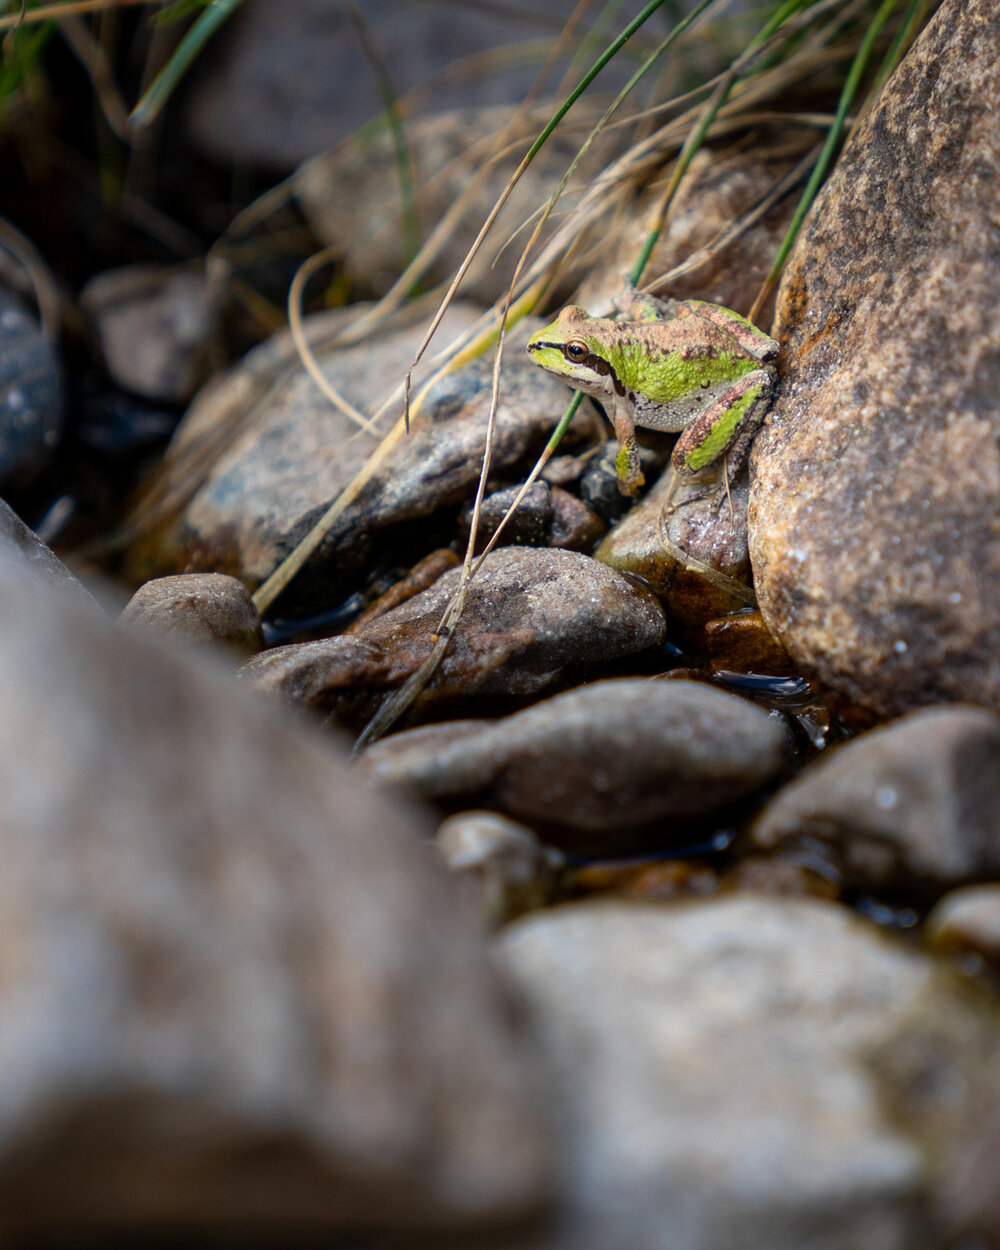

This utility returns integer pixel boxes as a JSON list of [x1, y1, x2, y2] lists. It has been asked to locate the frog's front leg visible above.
[[610, 399, 645, 496], [671, 367, 775, 480]]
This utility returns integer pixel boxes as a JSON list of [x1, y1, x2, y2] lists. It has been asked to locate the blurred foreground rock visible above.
[[0, 496, 98, 611], [497, 896, 1000, 1250], [0, 549, 551, 1240]]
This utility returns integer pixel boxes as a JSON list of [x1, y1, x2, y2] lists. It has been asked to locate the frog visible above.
[[526, 289, 779, 497]]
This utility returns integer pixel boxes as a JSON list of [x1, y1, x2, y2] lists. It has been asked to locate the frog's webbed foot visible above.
[[659, 464, 725, 520]]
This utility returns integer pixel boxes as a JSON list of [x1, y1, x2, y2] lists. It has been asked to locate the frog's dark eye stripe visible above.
[[529, 339, 625, 396]]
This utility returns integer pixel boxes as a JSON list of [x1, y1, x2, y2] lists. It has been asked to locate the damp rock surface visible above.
[[752, 706, 1000, 889], [121, 572, 263, 655]]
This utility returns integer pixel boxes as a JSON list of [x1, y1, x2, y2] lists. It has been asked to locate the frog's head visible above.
[[526, 306, 617, 392]]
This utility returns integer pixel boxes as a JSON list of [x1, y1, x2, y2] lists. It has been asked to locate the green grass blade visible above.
[[872, 0, 928, 91], [761, 0, 901, 293], [131, 0, 244, 130], [630, 0, 813, 286], [524, 0, 672, 168]]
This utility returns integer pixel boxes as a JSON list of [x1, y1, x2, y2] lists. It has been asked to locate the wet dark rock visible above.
[[0, 287, 62, 490], [121, 573, 262, 655], [81, 265, 210, 405], [437, 812, 566, 927], [457, 482, 604, 554], [497, 895, 1000, 1250], [0, 496, 99, 612], [124, 312, 583, 617], [578, 439, 665, 523], [345, 548, 460, 633], [752, 706, 1000, 889], [361, 676, 787, 854], [596, 463, 754, 626], [704, 609, 795, 675], [926, 884, 1000, 970], [548, 486, 606, 552], [0, 551, 551, 1239], [459, 482, 552, 551], [749, 0, 1000, 725], [242, 547, 666, 733]]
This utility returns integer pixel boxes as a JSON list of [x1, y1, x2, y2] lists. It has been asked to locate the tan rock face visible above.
[[748, 0, 1000, 724]]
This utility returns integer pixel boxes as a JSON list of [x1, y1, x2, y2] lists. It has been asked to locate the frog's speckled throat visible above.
[[527, 340, 626, 397]]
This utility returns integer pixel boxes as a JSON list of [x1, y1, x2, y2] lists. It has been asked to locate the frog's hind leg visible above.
[[670, 367, 773, 480]]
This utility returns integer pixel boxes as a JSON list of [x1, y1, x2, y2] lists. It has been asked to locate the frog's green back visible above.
[[620, 318, 756, 405]]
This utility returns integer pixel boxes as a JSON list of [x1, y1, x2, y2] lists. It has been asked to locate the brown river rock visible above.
[[748, 0, 1000, 725], [242, 547, 666, 731]]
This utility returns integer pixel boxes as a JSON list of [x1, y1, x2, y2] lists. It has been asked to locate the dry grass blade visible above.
[[287, 248, 383, 437], [58, 13, 131, 140], [251, 414, 409, 616], [0, 216, 61, 339], [646, 140, 820, 290], [250, 276, 549, 618], [398, 0, 675, 429], [0, 0, 153, 31], [351, 4, 722, 748]]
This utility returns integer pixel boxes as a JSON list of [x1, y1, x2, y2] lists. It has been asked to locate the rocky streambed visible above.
[[2, 1, 1000, 1247]]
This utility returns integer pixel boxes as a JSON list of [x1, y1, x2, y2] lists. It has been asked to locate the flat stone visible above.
[[748, 0, 1000, 724], [0, 552, 551, 1239], [121, 573, 262, 655], [124, 311, 581, 617], [437, 812, 566, 927], [752, 706, 1000, 889], [243, 547, 666, 733], [361, 676, 787, 854], [496, 896, 1000, 1250]]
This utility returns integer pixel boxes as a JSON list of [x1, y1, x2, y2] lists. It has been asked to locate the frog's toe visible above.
[[614, 442, 645, 496]]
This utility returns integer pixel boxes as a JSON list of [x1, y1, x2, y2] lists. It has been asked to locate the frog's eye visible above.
[[564, 340, 589, 363]]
